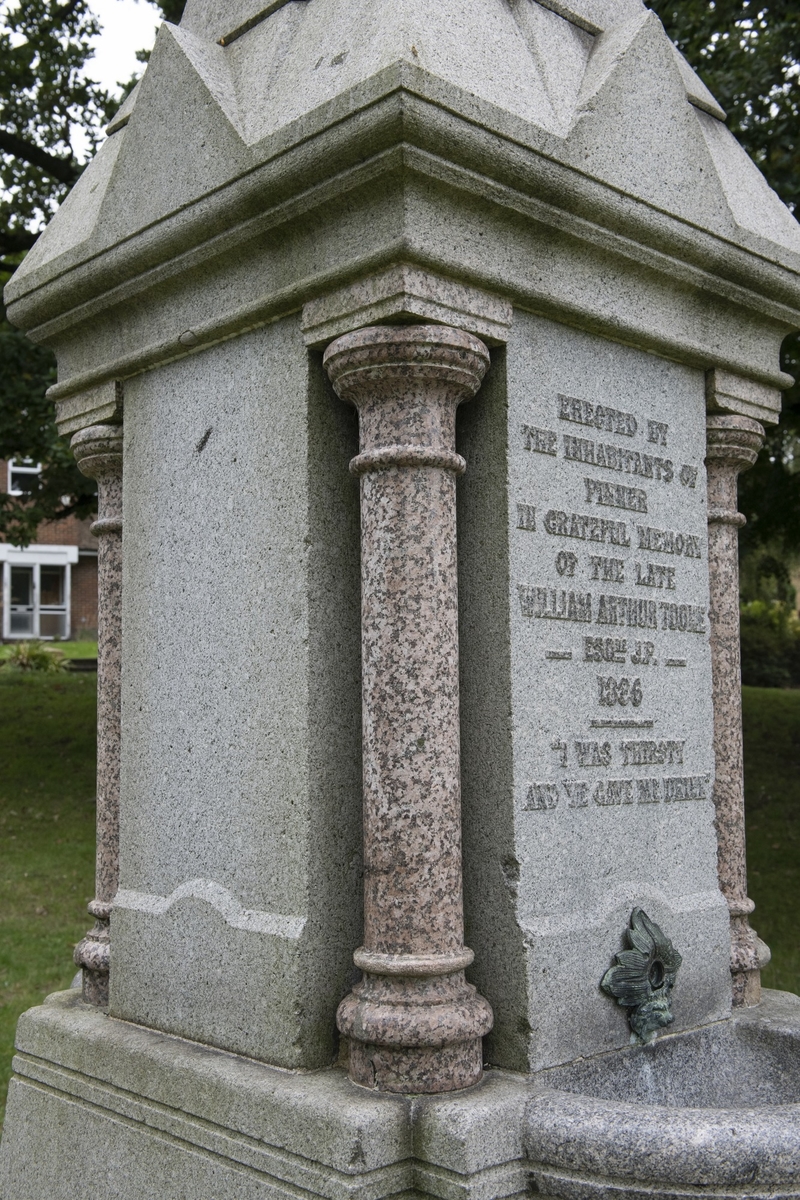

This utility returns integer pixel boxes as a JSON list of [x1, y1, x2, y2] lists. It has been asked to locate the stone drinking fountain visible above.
[[1, 0, 799, 1196]]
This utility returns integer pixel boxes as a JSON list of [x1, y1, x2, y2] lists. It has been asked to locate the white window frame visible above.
[[0, 545, 78, 640], [6, 458, 43, 497]]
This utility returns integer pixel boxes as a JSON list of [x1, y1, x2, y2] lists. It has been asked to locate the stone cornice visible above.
[[7, 65, 800, 332]]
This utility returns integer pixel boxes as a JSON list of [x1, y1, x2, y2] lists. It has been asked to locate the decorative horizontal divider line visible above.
[[113, 881, 306, 939], [524, 888, 726, 939]]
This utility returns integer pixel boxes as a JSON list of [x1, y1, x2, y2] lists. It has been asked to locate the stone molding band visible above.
[[707, 508, 746, 528], [350, 446, 467, 476], [353, 947, 475, 976], [74, 935, 110, 974], [727, 897, 756, 917], [91, 517, 124, 536]]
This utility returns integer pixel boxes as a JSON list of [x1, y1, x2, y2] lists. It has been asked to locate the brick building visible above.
[[0, 458, 98, 641]]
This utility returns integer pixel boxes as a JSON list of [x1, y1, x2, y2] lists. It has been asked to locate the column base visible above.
[[347, 1037, 485, 1094], [729, 906, 771, 1008], [73, 907, 111, 1007], [337, 970, 493, 1093]]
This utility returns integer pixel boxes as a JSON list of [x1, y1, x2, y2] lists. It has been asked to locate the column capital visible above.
[[71, 423, 123, 482], [324, 323, 490, 405], [705, 413, 764, 472], [324, 324, 489, 477]]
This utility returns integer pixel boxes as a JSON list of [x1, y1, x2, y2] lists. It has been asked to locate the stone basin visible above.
[[524, 990, 800, 1199]]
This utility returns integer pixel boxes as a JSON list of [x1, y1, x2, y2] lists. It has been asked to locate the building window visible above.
[[9, 566, 35, 635], [1, 550, 76, 640], [7, 458, 42, 496], [39, 565, 68, 638]]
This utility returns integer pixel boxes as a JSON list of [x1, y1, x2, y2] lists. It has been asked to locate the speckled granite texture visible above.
[[2, 988, 799, 1200], [325, 326, 493, 1093], [705, 412, 771, 1006], [71, 424, 124, 1008], [2, 0, 799, 1191]]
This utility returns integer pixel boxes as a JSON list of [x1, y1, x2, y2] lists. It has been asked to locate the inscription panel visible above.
[[507, 316, 716, 924]]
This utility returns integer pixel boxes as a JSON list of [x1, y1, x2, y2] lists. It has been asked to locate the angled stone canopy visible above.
[[5, 0, 800, 416]]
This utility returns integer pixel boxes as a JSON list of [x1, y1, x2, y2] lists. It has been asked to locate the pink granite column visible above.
[[324, 325, 493, 1093], [71, 424, 123, 1007], [706, 413, 771, 1006]]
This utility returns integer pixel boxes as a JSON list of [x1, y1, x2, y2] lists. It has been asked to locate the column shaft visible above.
[[706, 413, 770, 1006], [324, 325, 493, 1093], [71, 425, 123, 1007]]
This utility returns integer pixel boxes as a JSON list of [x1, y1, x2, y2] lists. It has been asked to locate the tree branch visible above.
[[0, 129, 81, 184]]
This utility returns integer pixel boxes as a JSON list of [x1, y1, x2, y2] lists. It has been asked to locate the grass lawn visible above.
[[0, 669, 96, 1131], [742, 687, 800, 995], [0, 678, 796, 1134]]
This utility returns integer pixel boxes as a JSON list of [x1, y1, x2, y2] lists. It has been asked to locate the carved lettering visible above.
[[556, 551, 578, 577], [630, 640, 656, 665], [518, 586, 592, 622], [620, 740, 685, 767], [593, 778, 634, 806], [590, 555, 625, 583], [521, 774, 707, 811], [635, 562, 676, 590], [596, 595, 657, 629], [575, 740, 612, 767], [557, 394, 638, 437], [551, 739, 568, 767], [659, 602, 707, 633], [637, 525, 701, 559], [564, 780, 590, 808], [584, 636, 627, 663], [679, 465, 698, 488], [663, 775, 709, 801], [522, 424, 558, 455], [564, 436, 673, 483], [598, 677, 643, 707], [637, 778, 662, 803], [585, 477, 648, 514], [647, 420, 668, 446], [517, 503, 537, 531], [525, 782, 560, 810], [544, 509, 630, 546]]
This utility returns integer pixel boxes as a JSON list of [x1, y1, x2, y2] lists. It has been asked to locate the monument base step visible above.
[[1, 989, 799, 1200]]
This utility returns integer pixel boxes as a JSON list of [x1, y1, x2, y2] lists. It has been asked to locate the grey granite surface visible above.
[[2, 989, 799, 1200]]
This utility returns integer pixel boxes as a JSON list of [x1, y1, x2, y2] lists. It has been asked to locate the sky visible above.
[[86, 0, 162, 96]]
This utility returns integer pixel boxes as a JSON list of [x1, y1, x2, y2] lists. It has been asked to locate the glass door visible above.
[[39, 565, 68, 639], [9, 566, 35, 636]]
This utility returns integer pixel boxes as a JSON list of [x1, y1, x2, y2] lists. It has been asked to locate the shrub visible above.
[[740, 601, 800, 688], [1, 641, 67, 673]]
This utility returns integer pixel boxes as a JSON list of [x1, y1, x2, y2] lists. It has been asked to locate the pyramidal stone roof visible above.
[[6, 0, 800, 355]]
